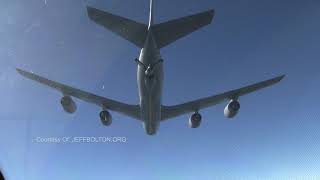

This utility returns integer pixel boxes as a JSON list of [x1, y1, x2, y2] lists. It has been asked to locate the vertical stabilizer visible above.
[[149, 0, 154, 28]]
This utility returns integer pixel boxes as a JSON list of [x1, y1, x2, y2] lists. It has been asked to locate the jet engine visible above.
[[224, 100, 240, 118], [189, 112, 202, 128], [60, 96, 77, 113], [100, 110, 112, 126]]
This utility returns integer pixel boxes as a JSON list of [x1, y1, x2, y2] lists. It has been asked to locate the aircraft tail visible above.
[[151, 9, 215, 48], [87, 2, 214, 49]]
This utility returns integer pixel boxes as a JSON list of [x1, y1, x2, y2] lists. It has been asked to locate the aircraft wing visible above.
[[16, 68, 141, 120], [161, 75, 285, 120]]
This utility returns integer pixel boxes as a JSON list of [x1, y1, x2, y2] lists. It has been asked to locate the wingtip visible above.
[[86, 6, 101, 19], [16, 68, 23, 74], [86, 6, 97, 14], [210, 9, 215, 15], [278, 74, 286, 81], [86, 6, 92, 13], [208, 9, 215, 22], [16, 68, 33, 77], [269, 74, 285, 84]]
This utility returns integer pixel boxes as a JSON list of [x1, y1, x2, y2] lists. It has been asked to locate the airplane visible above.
[[16, 0, 284, 135]]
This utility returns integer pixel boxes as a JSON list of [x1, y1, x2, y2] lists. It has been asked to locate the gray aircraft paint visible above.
[[16, 0, 284, 135], [138, 33, 163, 134], [138, 0, 163, 134]]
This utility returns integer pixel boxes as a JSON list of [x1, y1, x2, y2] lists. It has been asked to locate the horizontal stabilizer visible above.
[[87, 6, 148, 48], [152, 9, 215, 48]]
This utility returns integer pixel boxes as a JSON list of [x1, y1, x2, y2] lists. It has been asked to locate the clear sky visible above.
[[1, 0, 320, 179]]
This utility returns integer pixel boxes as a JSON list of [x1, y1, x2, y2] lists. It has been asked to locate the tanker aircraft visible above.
[[17, 0, 284, 135]]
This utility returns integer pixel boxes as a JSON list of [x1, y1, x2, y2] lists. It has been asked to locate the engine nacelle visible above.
[[189, 112, 202, 128], [60, 96, 77, 114], [100, 110, 112, 126], [224, 100, 240, 118]]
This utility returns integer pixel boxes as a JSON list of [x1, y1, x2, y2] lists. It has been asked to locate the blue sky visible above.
[[1, 0, 320, 179]]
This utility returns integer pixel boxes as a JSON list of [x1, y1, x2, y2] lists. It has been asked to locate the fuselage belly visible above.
[[137, 30, 163, 135]]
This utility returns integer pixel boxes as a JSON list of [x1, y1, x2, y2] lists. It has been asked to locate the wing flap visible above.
[[16, 68, 141, 120]]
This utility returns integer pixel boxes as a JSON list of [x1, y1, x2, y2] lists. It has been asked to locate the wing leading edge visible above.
[[161, 75, 285, 120], [16, 68, 141, 120]]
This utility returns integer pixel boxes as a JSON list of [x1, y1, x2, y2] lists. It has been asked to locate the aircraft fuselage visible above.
[[137, 29, 163, 135]]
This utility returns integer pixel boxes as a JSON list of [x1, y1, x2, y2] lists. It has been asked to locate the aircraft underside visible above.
[[16, 0, 284, 135]]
